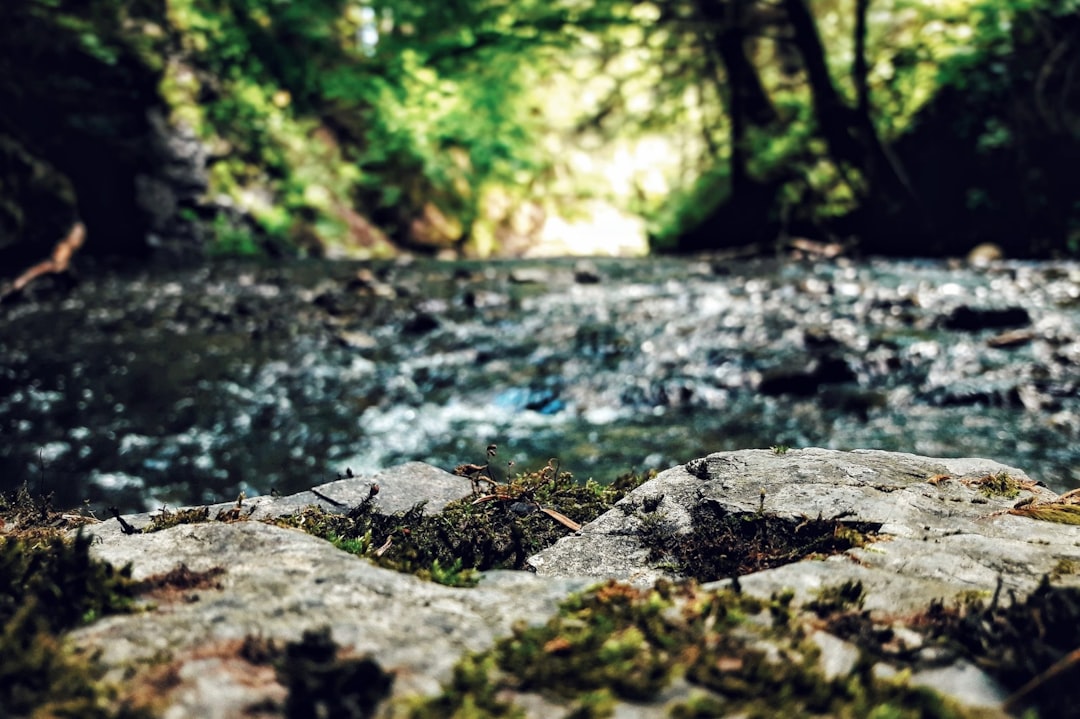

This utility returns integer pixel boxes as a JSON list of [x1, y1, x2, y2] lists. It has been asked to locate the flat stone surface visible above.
[[74, 520, 593, 719], [90, 461, 472, 540], [530, 448, 1079, 610], [66, 450, 1080, 718]]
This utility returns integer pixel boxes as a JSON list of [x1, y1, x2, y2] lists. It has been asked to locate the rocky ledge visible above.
[[70, 449, 1080, 718]]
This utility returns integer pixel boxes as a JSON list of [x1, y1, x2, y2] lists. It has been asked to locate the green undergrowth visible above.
[[1, 485, 149, 718], [639, 499, 882, 582], [404, 579, 988, 719], [275, 463, 651, 586]]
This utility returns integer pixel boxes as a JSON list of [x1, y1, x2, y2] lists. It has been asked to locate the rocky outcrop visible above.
[[71, 450, 1080, 717], [530, 448, 1076, 608]]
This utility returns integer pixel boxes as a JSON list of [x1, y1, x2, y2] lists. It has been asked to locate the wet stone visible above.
[[941, 305, 1031, 331]]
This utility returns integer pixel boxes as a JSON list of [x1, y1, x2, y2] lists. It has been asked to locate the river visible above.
[[2, 255, 1078, 513]]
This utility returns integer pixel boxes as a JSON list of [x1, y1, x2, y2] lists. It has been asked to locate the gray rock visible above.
[[94, 461, 471, 540], [68, 451, 1080, 717], [531, 448, 1076, 611], [245, 461, 473, 519], [74, 520, 593, 718], [526, 448, 1079, 714], [911, 660, 1010, 709], [809, 630, 860, 681]]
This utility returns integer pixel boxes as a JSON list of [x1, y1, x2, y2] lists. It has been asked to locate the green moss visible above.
[[967, 471, 1022, 499], [142, 505, 210, 533], [0, 531, 137, 634], [276, 462, 650, 586], [1009, 503, 1080, 525], [0, 530, 148, 718], [1049, 557, 1079, 581], [408, 580, 984, 719], [498, 582, 681, 702], [669, 692, 727, 719], [141, 494, 252, 533], [406, 652, 523, 719]]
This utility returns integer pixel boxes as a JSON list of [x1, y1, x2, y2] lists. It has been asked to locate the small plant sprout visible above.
[[459, 453, 583, 531], [771, 445, 790, 455]]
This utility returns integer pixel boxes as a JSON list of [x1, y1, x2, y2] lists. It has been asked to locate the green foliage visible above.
[[498, 582, 681, 702], [420, 558, 481, 588], [7, 0, 1077, 256], [153, 0, 559, 255], [0, 532, 137, 635]]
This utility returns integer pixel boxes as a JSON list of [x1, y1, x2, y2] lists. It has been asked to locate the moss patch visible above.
[[0, 482, 97, 539], [406, 580, 986, 719], [142, 494, 252, 533], [961, 471, 1028, 499], [642, 500, 881, 582], [1008, 502, 1080, 524], [142, 505, 211, 532], [0, 526, 149, 717], [276, 464, 650, 585]]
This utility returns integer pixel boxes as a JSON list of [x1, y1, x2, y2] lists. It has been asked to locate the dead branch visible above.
[[1, 221, 86, 301]]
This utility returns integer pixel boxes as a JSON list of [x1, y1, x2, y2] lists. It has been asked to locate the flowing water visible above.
[[2, 255, 1079, 513]]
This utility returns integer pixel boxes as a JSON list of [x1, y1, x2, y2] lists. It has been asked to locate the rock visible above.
[[509, 267, 554, 284], [573, 260, 602, 284], [530, 449, 1077, 612], [986, 328, 1035, 348], [966, 242, 1004, 267], [65, 451, 1080, 717], [73, 521, 593, 718], [72, 463, 593, 717], [95, 462, 474, 537], [941, 305, 1031, 331]]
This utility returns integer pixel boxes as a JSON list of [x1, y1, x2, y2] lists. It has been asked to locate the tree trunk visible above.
[[781, 0, 925, 233], [695, 0, 779, 200]]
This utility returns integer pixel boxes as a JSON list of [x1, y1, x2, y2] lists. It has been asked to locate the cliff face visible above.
[[64, 449, 1080, 718]]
